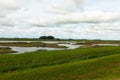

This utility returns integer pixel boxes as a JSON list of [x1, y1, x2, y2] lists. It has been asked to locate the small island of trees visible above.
[[39, 36, 56, 40]]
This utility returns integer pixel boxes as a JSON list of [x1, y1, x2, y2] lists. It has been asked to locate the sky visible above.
[[0, 0, 120, 40]]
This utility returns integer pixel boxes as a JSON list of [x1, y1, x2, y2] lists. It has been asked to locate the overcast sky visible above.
[[0, 0, 120, 40]]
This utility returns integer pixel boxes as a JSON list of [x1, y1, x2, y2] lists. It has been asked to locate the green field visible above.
[[0, 46, 120, 80]]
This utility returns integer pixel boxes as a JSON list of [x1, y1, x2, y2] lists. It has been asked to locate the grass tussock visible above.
[[0, 42, 67, 48], [0, 47, 16, 54]]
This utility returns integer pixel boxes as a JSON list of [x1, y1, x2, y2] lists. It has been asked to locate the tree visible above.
[[39, 36, 55, 40], [39, 36, 47, 39], [47, 36, 55, 39]]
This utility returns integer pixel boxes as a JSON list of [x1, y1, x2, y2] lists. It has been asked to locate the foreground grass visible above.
[[0, 46, 120, 73], [0, 46, 120, 80], [0, 54, 120, 80]]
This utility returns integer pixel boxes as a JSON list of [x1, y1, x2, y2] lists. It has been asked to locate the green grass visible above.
[[0, 46, 120, 80], [1, 54, 120, 80]]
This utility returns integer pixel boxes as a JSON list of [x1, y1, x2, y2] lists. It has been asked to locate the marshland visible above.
[[0, 38, 120, 80]]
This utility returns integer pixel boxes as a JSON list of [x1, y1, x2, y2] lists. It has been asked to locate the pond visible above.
[[58, 44, 82, 49], [0, 41, 81, 54], [11, 47, 64, 54]]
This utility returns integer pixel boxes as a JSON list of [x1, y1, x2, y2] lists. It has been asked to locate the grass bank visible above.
[[0, 46, 120, 80], [1, 54, 120, 80]]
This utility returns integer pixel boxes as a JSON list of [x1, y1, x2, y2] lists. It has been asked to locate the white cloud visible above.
[[0, 0, 31, 17], [28, 11, 120, 27], [92, 23, 120, 30], [0, 0, 120, 40], [0, 0, 20, 9], [0, 18, 17, 26]]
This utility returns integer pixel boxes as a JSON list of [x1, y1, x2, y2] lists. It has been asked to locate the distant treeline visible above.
[[0, 37, 119, 41], [0, 38, 106, 41], [0, 38, 38, 41]]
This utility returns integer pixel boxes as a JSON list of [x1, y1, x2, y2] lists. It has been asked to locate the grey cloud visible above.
[[0, 0, 31, 17], [0, 18, 18, 26], [72, 0, 84, 10], [0, 0, 120, 40], [29, 11, 120, 27], [47, 0, 84, 15]]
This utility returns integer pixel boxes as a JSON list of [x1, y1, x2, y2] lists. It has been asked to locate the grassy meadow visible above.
[[0, 45, 120, 80]]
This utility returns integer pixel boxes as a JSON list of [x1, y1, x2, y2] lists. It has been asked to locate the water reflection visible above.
[[10, 43, 80, 54], [0, 41, 81, 54], [93, 44, 119, 46], [11, 47, 64, 54], [0, 40, 80, 54], [58, 44, 81, 49]]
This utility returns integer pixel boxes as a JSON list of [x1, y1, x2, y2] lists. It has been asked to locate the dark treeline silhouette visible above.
[[39, 36, 55, 40]]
